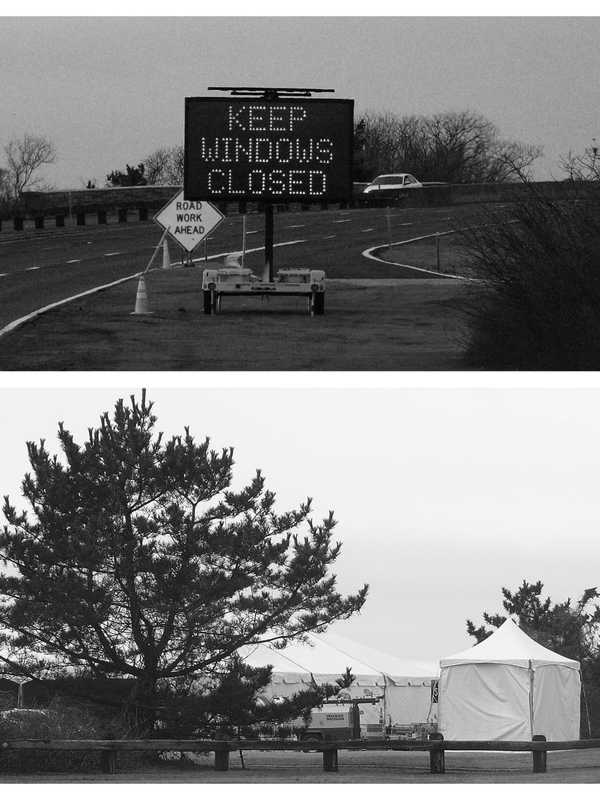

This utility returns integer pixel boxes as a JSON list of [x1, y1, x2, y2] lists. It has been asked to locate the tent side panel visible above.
[[385, 684, 437, 726], [533, 665, 580, 741], [439, 663, 531, 741]]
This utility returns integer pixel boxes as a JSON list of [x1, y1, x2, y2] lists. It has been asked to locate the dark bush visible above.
[[0, 700, 147, 774], [461, 183, 600, 369]]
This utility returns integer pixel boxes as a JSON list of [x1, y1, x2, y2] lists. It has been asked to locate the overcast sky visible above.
[[1, 14, 598, 189], [1, 385, 599, 662]]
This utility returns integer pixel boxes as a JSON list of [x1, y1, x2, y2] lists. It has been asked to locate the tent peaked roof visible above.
[[440, 618, 580, 669], [317, 631, 439, 679], [240, 635, 381, 677], [239, 629, 439, 680]]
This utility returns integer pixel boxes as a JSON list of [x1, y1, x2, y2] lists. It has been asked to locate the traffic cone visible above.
[[130, 275, 152, 315], [162, 238, 171, 270]]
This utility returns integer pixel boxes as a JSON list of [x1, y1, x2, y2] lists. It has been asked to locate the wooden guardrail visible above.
[[2, 734, 600, 775]]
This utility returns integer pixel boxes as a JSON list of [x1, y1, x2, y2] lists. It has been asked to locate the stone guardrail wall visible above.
[[0, 180, 591, 232], [18, 180, 582, 215]]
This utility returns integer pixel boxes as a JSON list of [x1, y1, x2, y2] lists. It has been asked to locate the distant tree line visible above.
[[353, 110, 543, 183], [137, 111, 542, 189], [105, 162, 148, 187], [560, 141, 600, 182]]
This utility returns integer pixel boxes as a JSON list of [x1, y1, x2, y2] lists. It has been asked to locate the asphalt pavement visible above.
[[0, 205, 481, 335]]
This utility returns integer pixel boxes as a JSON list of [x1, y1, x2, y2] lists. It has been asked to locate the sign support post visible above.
[[264, 203, 274, 283], [241, 213, 247, 269]]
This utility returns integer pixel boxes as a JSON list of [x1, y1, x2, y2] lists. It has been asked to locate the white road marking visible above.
[[286, 224, 305, 228], [323, 235, 336, 239], [246, 230, 258, 235], [104, 251, 121, 257], [66, 259, 81, 264], [0, 272, 145, 339], [26, 266, 40, 271], [195, 239, 307, 265], [361, 228, 375, 233], [0, 273, 7, 278], [333, 219, 351, 224], [361, 229, 476, 281]]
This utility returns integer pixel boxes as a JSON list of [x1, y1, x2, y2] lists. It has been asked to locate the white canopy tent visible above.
[[438, 619, 580, 741], [239, 630, 440, 728]]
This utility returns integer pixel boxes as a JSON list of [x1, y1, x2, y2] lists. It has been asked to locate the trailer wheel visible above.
[[203, 291, 212, 315], [313, 292, 325, 315]]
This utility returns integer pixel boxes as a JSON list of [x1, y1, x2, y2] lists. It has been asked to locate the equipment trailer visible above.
[[202, 267, 326, 315]]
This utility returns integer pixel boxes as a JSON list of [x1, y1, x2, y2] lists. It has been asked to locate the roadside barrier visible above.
[[2, 735, 599, 776], [2, 180, 588, 236], [131, 276, 151, 316]]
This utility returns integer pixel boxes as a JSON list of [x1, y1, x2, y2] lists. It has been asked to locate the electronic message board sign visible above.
[[184, 97, 354, 203]]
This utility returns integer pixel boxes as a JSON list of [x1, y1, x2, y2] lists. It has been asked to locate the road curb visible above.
[[362, 228, 477, 281]]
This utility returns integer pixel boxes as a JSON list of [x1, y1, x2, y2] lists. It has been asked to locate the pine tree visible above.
[[0, 391, 368, 733], [466, 580, 600, 736]]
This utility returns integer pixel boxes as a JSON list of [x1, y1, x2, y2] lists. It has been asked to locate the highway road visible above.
[[0, 205, 481, 333]]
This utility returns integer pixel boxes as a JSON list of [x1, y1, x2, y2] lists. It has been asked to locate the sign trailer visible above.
[[184, 87, 354, 315]]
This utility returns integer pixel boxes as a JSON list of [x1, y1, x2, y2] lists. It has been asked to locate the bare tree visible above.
[[485, 138, 543, 182], [355, 110, 541, 183], [560, 141, 600, 182], [3, 133, 57, 201], [143, 145, 184, 185], [0, 167, 9, 200]]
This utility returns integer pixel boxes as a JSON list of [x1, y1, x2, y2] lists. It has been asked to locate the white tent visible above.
[[239, 630, 440, 729], [438, 619, 580, 741]]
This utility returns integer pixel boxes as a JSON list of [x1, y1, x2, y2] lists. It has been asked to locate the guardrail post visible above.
[[429, 732, 445, 774], [14, 217, 23, 231], [35, 216, 44, 230], [214, 745, 230, 771], [532, 734, 547, 773], [323, 748, 338, 772], [118, 209, 127, 224], [55, 214, 65, 228], [76, 212, 85, 226], [101, 750, 118, 774], [138, 208, 148, 222], [98, 210, 107, 224]]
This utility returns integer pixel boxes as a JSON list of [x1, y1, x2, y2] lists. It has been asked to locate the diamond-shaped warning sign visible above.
[[154, 190, 224, 253]]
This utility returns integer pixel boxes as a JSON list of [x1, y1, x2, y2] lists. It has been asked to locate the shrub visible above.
[[0, 701, 143, 774], [461, 183, 600, 369]]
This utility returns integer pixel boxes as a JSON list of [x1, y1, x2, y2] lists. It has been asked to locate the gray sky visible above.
[[1, 385, 599, 662], [1, 15, 598, 189]]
